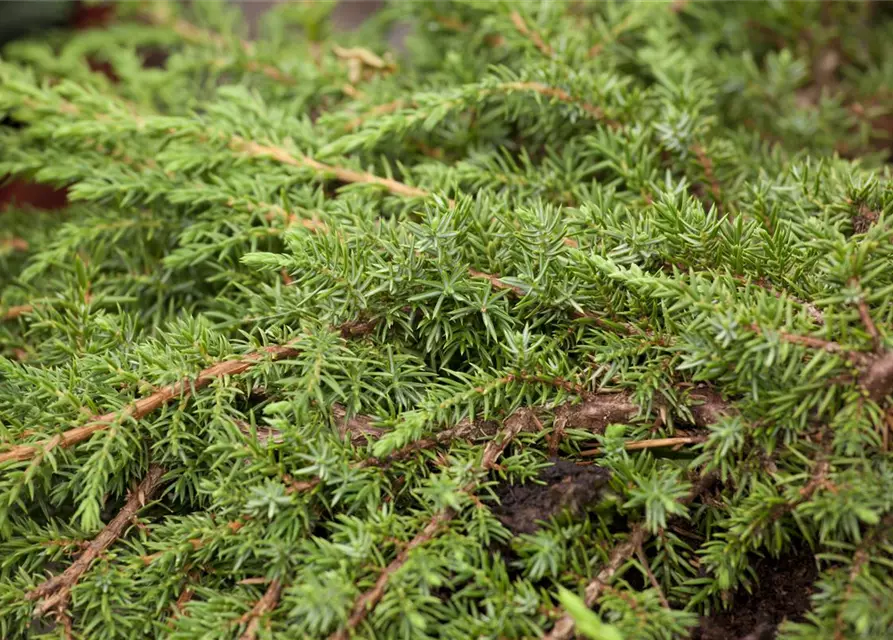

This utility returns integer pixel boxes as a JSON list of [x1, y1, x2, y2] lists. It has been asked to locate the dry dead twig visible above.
[[27, 465, 166, 619]]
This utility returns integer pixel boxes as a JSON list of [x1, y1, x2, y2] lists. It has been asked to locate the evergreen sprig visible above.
[[1, 1, 893, 638]]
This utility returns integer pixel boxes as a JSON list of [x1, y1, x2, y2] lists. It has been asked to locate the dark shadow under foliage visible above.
[[692, 548, 819, 640]]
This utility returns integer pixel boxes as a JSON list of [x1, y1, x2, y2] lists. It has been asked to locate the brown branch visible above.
[[26, 465, 166, 619], [359, 388, 731, 468], [500, 81, 619, 127], [171, 584, 195, 619], [509, 11, 554, 57], [258, 201, 327, 233], [358, 415, 502, 468], [2, 304, 33, 321], [851, 203, 880, 235], [345, 99, 405, 131], [884, 408, 892, 453], [232, 138, 443, 203], [833, 512, 893, 639], [330, 418, 525, 639], [434, 15, 469, 32], [798, 459, 831, 502], [467, 267, 643, 335], [367, 387, 725, 465], [338, 317, 379, 340], [851, 278, 882, 353], [282, 474, 321, 494], [141, 519, 248, 566], [636, 544, 669, 609], [0, 237, 29, 252], [328, 508, 453, 640], [767, 458, 831, 524], [0, 344, 300, 465], [544, 524, 646, 640], [752, 324, 871, 365], [578, 435, 708, 457], [733, 276, 824, 325], [544, 473, 718, 639], [481, 408, 541, 469], [348, 80, 620, 135], [514, 372, 593, 401], [467, 268, 526, 296], [238, 578, 283, 640], [563, 388, 730, 435], [29, 88, 442, 211], [333, 45, 395, 86]]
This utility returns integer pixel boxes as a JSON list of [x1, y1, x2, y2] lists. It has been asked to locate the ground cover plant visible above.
[[1, 1, 892, 638]]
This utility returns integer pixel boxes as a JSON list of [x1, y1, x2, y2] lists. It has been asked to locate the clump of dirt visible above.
[[490, 459, 612, 535], [691, 547, 818, 640]]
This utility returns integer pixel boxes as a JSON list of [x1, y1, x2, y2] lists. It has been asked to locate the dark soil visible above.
[[490, 459, 612, 535], [691, 547, 818, 640]]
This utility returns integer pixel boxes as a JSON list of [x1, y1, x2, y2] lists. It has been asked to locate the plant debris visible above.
[[691, 548, 819, 640]]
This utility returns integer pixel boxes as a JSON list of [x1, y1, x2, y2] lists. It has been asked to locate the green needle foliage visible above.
[[1, 1, 893, 638]]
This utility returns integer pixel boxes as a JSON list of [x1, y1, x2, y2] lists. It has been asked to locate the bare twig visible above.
[[238, 578, 283, 640], [468, 267, 643, 335], [544, 473, 719, 639], [851, 278, 882, 353], [345, 99, 406, 131], [544, 524, 646, 640], [467, 268, 527, 296], [509, 11, 554, 57], [752, 324, 871, 365], [328, 509, 453, 640], [2, 304, 34, 321], [329, 418, 526, 639], [0, 237, 28, 252], [481, 408, 540, 469], [578, 435, 708, 457], [732, 275, 824, 325], [833, 512, 893, 639], [500, 81, 619, 127], [27, 465, 166, 619], [233, 138, 442, 203], [0, 345, 300, 465], [636, 544, 669, 608]]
